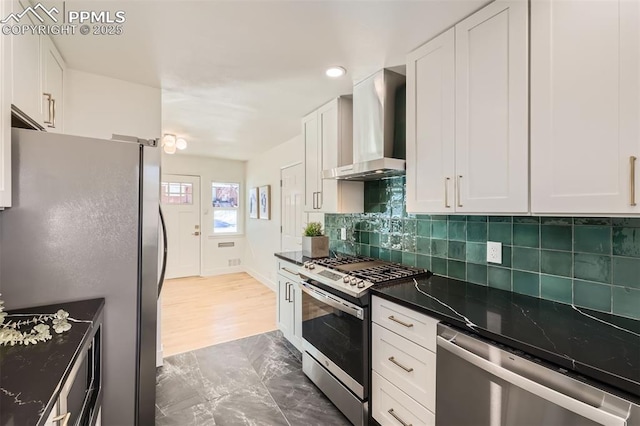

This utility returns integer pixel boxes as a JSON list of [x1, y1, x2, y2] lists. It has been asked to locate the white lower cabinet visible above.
[[276, 259, 302, 351], [371, 296, 439, 425], [372, 372, 435, 426]]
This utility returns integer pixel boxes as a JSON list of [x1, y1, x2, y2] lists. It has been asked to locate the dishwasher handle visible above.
[[437, 336, 628, 426]]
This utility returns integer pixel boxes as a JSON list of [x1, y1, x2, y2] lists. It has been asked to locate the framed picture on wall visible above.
[[249, 187, 259, 219], [258, 185, 270, 220]]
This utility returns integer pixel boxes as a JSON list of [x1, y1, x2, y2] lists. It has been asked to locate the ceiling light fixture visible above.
[[326, 66, 346, 78], [162, 134, 187, 154]]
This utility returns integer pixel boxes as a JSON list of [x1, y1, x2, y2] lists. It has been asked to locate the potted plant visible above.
[[302, 222, 329, 258]]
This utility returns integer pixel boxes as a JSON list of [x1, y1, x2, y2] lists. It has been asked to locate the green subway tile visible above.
[[431, 215, 448, 220], [514, 216, 540, 224], [448, 241, 466, 261], [370, 246, 380, 259], [489, 223, 512, 244], [513, 247, 540, 272], [540, 275, 573, 304], [513, 271, 540, 297], [416, 237, 431, 255], [379, 248, 390, 261], [432, 220, 447, 239], [488, 266, 511, 291], [574, 217, 612, 226], [613, 227, 640, 258], [540, 250, 572, 277], [501, 245, 512, 268], [541, 217, 573, 225], [448, 215, 467, 221], [467, 263, 488, 285], [612, 218, 640, 227], [541, 225, 572, 251], [390, 250, 403, 264], [370, 233, 380, 247], [574, 280, 612, 312], [448, 260, 466, 280], [402, 235, 416, 252], [448, 221, 467, 241], [416, 254, 431, 270], [612, 287, 640, 319], [467, 222, 488, 243], [574, 253, 611, 284], [467, 216, 488, 222], [431, 239, 448, 258], [432, 257, 447, 275], [574, 226, 611, 254], [359, 244, 371, 257], [417, 220, 431, 237], [402, 252, 416, 267], [513, 224, 540, 248], [466, 242, 487, 265], [403, 219, 416, 234], [612, 257, 640, 289], [359, 231, 370, 244], [416, 214, 432, 220], [489, 216, 513, 223]]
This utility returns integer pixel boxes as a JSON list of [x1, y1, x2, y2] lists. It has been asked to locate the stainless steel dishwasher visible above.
[[436, 324, 639, 426]]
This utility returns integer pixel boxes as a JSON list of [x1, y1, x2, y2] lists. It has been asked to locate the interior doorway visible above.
[[281, 162, 304, 251]]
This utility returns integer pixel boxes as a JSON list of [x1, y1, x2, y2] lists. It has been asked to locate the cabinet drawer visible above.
[[372, 323, 436, 411], [372, 296, 439, 351], [372, 372, 435, 426], [277, 260, 301, 282]]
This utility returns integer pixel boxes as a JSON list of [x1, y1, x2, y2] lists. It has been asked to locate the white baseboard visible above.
[[201, 265, 245, 277], [156, 345, 164, 367], [245, 267, 276, 292]]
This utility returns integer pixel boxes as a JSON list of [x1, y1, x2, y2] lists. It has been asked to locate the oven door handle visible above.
[[299, 281, 364, 320]]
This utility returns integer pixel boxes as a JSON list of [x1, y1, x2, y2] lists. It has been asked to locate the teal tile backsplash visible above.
[[325, 176, 640, 320]]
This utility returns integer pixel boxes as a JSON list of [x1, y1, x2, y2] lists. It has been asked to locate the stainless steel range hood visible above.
[[323, 69, 406, 181]]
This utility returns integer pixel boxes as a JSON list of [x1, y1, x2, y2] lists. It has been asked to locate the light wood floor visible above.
[[161, 273, 277, 357]]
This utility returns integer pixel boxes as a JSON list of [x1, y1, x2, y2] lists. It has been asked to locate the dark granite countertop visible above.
[[274, 251, 309, 266], [0, 298, 104, 426], [372, 276, 640, 401]]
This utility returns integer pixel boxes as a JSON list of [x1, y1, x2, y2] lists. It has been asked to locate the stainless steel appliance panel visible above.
[[436, 324, 638, 426], [0, 129, 157, 426]]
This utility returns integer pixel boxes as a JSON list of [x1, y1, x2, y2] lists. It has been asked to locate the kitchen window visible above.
[[212, 182, 240, 234]]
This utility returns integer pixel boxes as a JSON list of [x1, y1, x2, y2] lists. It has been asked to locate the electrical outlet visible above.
[[340, 228, 347, 240], [487, 241, 502, 264]]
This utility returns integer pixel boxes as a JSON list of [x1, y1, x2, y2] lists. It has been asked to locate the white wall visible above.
[[244, 135, 314, 290], [162, 153, 246, 276], [64, 69, 161, 140]]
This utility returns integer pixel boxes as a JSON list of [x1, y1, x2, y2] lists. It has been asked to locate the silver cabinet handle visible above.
[[281, 267, 299, 276], [284, 282, 290, 302], [52, 412, 71, 426], [388, 315, 414, 328], [388, 408, 412, 426], [631, 156, 637, 207], [444, 177, 451, 208], [287, 282, 294, 303], [192, 231, 200, 236], [312, 192, 317, 209], [51, 98, 56, 128], [457, 175, 463, 207], [317, 191, 323, 209], [388, 356, 414, 372], [43, 93, 54, 127]]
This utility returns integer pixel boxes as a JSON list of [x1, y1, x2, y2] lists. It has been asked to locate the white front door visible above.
[[161, 174, 201, 279], [281, 163, 304, 252]]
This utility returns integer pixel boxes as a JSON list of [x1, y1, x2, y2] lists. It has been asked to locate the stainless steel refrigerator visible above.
[[0, 128, 160, 425]]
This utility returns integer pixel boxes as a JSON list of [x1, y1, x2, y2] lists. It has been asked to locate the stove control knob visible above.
[[357, 281, 365, 289], [350, 277, 357, 283], [308, 264, 315, 270], [350, 280, 357, 286], [343, 276, 350, 283]]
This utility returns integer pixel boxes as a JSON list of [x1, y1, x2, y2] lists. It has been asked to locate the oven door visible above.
[[299, 280, 367, 398]]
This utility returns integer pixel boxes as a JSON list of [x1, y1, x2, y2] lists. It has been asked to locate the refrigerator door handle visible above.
[[158, 206, 168, 298]]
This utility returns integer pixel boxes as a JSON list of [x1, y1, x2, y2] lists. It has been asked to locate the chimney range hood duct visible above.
[[323, 69, 406, 181]]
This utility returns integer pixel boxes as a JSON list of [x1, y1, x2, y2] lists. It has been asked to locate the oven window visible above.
[[301, 290, 364, 386]]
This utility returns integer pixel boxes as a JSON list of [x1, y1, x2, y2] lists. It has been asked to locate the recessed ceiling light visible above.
[[326, 66, 346, 78]]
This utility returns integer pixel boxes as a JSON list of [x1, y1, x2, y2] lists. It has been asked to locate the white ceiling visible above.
[[50, 0, 489, 160]]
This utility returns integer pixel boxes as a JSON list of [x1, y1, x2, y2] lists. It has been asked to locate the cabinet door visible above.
[[318, 99, 338, 213], [11, 0, 42, 126], [0, 0, 13, 208], [303, 112, 319, 211], [406, 28, 455, 214], [41, 37, 65, 133], [455, 0, 529, 213], [531, 0, 640, 214], [291, 283, 303, 351], [277, 276, 294, 341]]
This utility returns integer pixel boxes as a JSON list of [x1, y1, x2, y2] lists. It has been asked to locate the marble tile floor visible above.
[[156, 330, 351, 426]]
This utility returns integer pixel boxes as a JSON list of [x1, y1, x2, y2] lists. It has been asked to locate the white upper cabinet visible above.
[[303, 97, 363, 214], [0, 0, 13, 208], [455, 0, 528, 213], [406, 28, 455, 214], [407, 0, 528, 214], [531, 0, 640, 214], [41, 36, 65, 133]]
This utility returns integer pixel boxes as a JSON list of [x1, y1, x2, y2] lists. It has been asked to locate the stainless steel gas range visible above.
[[297, 256, 429, 426]]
